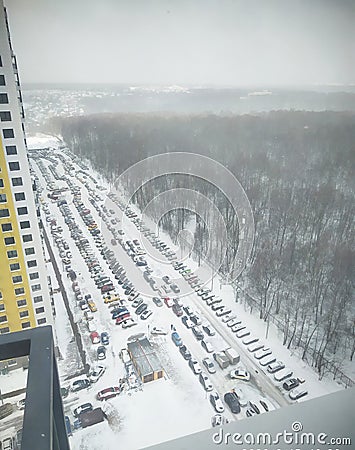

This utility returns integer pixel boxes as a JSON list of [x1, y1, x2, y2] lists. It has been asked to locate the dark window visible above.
[[17, 299, 27, 307], [0, 93, 9, 103], [0, 193, 6, 203], [3, 128, 14, 138], [22, 234, 32, 242], [5, 145, 17, 155], [17, 206, 28, 215], [29, 272, 39, 280], [27, 260, 37, 268], [31, 284, 41, 292], [7, 249, 18, 258], [12, 275, 22, 283], [10, 263, 20, 271], [12, 177, 23, 186], [0, 75, 5, 85], [0, 304, 5, 312], [37, 318, 46, 325], [33, 295, 43, 303], [15, 192, 25, 201], [15, 287, 25, 295], [2, 223, 12, 232], [19, 310, 29, 318], [0, 179, 3, 187], [0, 208, 10, 218], [0, 111, 11, 121], [4, 236, 15, 245], [0, 316, 8, 323], [20, 221, 30, 229], [25, 247, 35, 255], [35, 307, 45, 314], [0, 56, 2, 67], [0, 327, 10, 334], [21, 321, 31, 329], [9, 161, 20, 171]]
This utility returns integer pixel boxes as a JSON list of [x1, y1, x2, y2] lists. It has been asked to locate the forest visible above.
[[52, 110, 355, 382]]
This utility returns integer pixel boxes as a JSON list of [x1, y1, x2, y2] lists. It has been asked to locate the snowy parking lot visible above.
[[11, 134, 342, 449]]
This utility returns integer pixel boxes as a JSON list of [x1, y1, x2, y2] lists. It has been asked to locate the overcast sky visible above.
[[4, 0, 355, 87]]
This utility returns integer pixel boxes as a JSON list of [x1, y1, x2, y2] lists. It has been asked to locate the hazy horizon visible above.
[[5, 0, 355, 87]]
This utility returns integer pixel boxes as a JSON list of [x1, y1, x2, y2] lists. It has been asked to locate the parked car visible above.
[[201, 340, 214, 353], [151, 326, 168, 335], [172, 304, 183, 317], [97, 386, 120, 401], [71, 379, 90, 392], [209, 391, 225, 413], [171, 331, 183, 346], [181, 315, 194, 328], [164, 297, 174, 308], [152, 297, 163, 307], [267, 360, 285, 373], [192, 326, 204, 340], [248, 400, 260, 414], [199, 372, 213, 391], [283, 378, 300, 391], [289, 387, 308, 400], [179, 345, 192, 360], [88, 365, 105, 383], [90, 331, 100, 344], [100, 332, 109, 345], [132, 297, 143, 308], [224, 392, 241, 414], [73, 403, 93, 417], [229, 369, 250, 381], [97, 346, 106, 360], [202, 357, 216, 374], [140, 309, 152, 320], [188, 358, 202, 374], [233, 388, 248, 407], [136, 303, 148, 315], [202, 323, 216, 336], [121, 318, 137, 328], [274, 368, 293, 382]]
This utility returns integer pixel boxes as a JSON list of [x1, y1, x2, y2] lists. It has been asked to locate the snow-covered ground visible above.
[[4, 133, 344, 449]]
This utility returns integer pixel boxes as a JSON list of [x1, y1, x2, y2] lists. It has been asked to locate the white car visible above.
[[209, 391, 225, 413], [289, 387, 308, 400], [88, 365, 106, 383], [254, 347, 272, 359], [201, 340, 214, 353], [233, 388, 247, 406], [199, 372, 213, 391], [122, 318, 137, 328], [229, 369, 250, 381], [189, 359, 202, 374], [151, 326, 168, 335], [221, 314, 236, 323]]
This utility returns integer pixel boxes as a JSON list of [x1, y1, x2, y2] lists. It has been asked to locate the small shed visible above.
[[127, 337, 164, 383]]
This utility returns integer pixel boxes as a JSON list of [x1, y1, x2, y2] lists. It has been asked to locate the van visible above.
[[224, 348, 240, 365]]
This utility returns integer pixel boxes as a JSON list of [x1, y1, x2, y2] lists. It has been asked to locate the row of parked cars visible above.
[[171, 260, 308, 401]]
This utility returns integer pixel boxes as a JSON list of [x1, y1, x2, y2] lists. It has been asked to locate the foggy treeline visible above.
[[53, 111, 355, 378]]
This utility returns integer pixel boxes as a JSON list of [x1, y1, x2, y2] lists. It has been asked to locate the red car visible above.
[[97, 386, 120, 401], [101, 284, 114, 294], [164, 297, 174, 307], [116, 313, 130, 325], [90, 331, 100, 344]]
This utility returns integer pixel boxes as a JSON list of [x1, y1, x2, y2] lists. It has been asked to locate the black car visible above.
[[179, 345, 192, 360], [136, 303, 148, 315], [283, 378, 300, 391], [224, 392, 241, 414], [71, 379, 90, 392]]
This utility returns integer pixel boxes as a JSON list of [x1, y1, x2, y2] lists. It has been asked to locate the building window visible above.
[[0, 93, 9, 103], [0, 315, 8, 323], [19, 310, 29, 318], [5, 145, 17, 155], [0, 56, 2, 67], [3, 128, 14, 138], [10, 263, 20, 271], [12, 177, 23, 186], [25, 247, 35, 255], [31, 284, 41, 292], [15, 287, 25, 296], [17, 299, 27, 307], [0, 327, 9, 334], [9, 161, 20, 171], [27, 260, 37, 268], [37, 318, 46, 325], [20, 221, 30, 229], [7, 249, 18, 258], [0, 111, 11, 121], [33, 295, 43, 303], [0, 304, 5, 312], [4, 236, 15, 245], [0, 208, 10, 218], [22, 234, 32, 242], [17, 206, 28, 215], [0, 75, 5, 85], [21, 322, 31, 329], [0, 179, 4, 187], [29, 272, 39, 280], [15, 192, 25, 201], [0, 193, 6, 203], [7, 360, 17, 367], [35, 306, 45, 314], [12, 275, 22, 284], [1, 223, 12, 232]]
